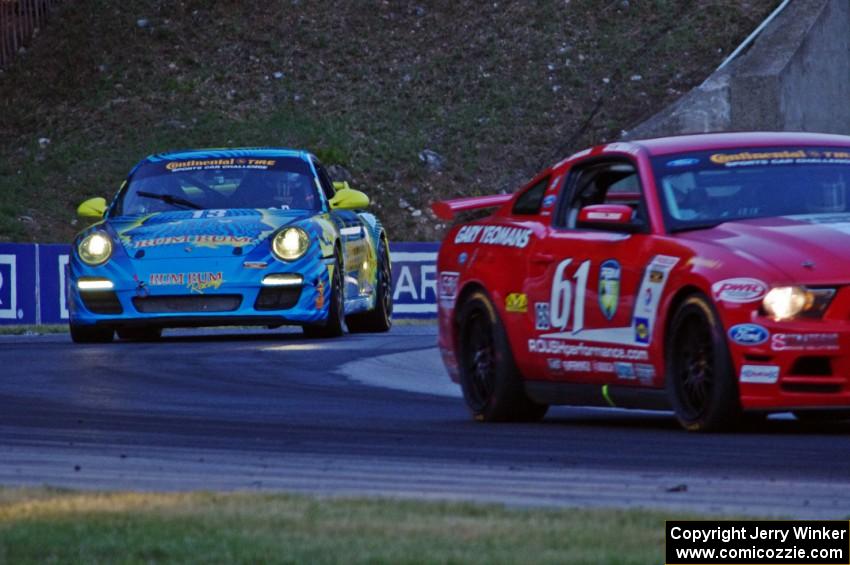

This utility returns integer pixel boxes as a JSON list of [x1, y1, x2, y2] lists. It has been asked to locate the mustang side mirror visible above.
[[577, 204, 643, 233], [329, 187, 370, 210], [77, 197, 108, 219]]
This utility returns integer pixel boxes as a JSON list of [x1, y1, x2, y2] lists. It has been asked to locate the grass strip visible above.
[[0, 324, 67, 335], [0, 488, 688, 564]]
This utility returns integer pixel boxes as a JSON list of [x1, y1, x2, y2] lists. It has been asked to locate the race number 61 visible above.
[[550, 258, 590, 333]]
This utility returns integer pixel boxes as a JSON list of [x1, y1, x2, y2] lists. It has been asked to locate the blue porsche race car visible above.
[[68, 148, 392, 343]]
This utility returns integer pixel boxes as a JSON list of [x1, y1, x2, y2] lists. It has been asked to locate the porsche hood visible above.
[[110, 209, 311, 259]]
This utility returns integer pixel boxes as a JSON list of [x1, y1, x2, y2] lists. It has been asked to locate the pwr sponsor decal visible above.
[[453, 225, 531, 248], [739, 364, 780, 384], [771, 333, 839, 352], [712, 277, 767, 303]]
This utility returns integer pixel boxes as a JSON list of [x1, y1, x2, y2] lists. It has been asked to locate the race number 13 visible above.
[[550, 258, 590, 333]]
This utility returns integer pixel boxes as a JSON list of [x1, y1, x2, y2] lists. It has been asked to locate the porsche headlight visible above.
[[78, 231, 113, 266], [272, 227, 310, 261]]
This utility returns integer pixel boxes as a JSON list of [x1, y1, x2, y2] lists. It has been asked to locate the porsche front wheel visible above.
[[457, 291, 548, 422], [347, 238, 393, 333], [666, 294, 741, 432], [303, 254, 345, 339]]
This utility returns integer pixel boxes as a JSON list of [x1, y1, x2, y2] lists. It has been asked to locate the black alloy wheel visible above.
[[666, 294, 741, 432], [303, 253, 345, 338], [457, 291, 548, 422]]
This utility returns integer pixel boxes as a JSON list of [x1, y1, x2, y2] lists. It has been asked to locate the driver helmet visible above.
[[806, 172, 846, 213], [665, 172, 703, 219], [273, 172, 315, 209]]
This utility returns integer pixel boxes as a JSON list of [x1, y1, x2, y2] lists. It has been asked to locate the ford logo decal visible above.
[[728, 324, 769, 346]]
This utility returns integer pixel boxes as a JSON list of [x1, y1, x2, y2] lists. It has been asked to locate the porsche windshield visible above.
[[115, 156, 321, 216], [652, 147, 850, 231]]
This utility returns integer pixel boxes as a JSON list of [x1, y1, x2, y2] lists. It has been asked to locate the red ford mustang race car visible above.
[[433, 132, 850, 431]]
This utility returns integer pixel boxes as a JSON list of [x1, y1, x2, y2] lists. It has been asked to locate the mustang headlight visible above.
[[272, 227, 310, 261], [78, 231, 113, 266], [762, 286, 835, 321]]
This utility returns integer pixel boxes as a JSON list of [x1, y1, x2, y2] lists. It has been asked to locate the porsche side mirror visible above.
[[329, 188, 370, 210], [77, 197, 108, 219], [576, 204, 643, 233]]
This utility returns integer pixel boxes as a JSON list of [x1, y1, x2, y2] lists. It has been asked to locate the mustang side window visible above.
[[558, 161, 647, 231], [512, 177, 550, 215]]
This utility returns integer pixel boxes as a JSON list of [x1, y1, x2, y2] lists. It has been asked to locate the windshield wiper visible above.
[[137, 191, 202, 210]]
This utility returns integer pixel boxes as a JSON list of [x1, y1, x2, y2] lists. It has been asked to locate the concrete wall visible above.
[[625, 0, 850, 139]]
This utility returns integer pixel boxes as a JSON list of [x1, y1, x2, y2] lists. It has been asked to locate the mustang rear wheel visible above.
[[303, 254, 345, 339], [666, 294, 741, 432], [69, 323, 114, 344], [116, 327, 162, 341], [457, 291, 548, 422], [347, 238, 393, 333]]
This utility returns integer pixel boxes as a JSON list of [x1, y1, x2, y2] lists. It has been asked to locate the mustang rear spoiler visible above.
[[431, 194, 512, 220]]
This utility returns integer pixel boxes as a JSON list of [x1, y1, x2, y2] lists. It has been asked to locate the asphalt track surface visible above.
[[2, 325, 850, 518]]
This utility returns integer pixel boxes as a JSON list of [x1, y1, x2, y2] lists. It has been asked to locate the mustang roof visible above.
[[629, 131, 850, 156]]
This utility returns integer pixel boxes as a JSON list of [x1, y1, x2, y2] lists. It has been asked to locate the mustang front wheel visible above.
[[457, 291, 548, 422], [666, 294, 741, 432]]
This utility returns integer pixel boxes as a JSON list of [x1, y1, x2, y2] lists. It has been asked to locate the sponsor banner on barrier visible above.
[[0, 244, 37, 325], [38, 244, 70, 324], [0, 242, 441, 325], [389, 242, 439, 318]]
